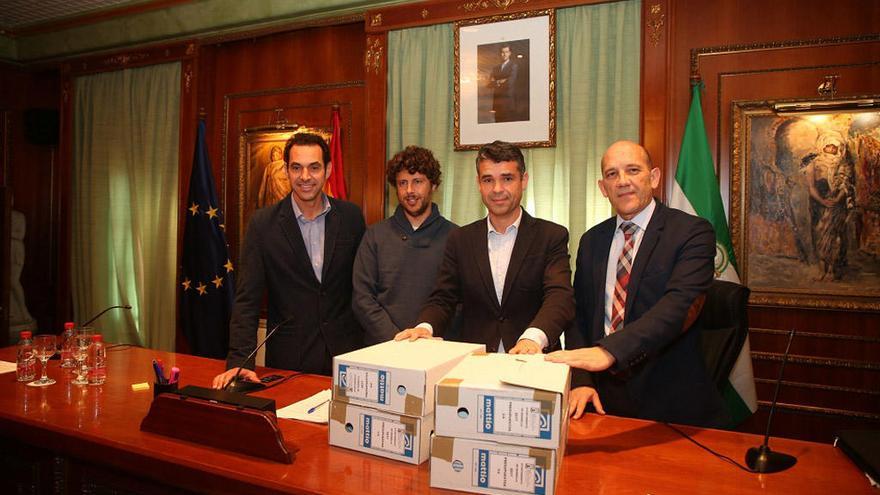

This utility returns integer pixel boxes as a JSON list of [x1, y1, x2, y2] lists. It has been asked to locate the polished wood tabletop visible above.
[[0, 345, 873, 494]]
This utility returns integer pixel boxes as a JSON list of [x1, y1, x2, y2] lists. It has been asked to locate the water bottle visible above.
[[87, 334, 107, 385], [16, 331, 36, 382], [60, 321, 76, 368]]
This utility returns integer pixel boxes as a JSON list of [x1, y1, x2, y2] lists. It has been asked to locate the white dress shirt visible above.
[[418, 207, 549, 352], [603, 199, 656, 335], [291, 194, 332, 282]]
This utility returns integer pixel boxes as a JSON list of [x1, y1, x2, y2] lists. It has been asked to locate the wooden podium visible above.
[[140, 386, 295, 464]]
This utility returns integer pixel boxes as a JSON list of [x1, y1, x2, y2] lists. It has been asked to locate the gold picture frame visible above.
[[237, 125, 331, 258], [730, 98, 880, 311], [454, 9, 556, 150]]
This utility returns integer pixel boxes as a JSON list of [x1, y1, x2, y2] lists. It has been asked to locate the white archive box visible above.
[[332, 339, 485, 416], [328, 401, 433, 464], [434, 353, 570, 449], [430, 435, 562, 495]]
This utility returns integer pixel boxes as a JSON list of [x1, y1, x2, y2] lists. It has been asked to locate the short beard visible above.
[[402, 198, 430, 219]]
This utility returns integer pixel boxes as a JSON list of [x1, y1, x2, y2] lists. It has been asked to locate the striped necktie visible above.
[[610, 222, 638, 333]]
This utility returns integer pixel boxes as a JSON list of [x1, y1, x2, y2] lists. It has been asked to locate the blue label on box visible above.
[[362, 414, 372, 448], [482, 396, 494, 433], [377, 370, 387, 404], [539, 413, 551, 439], [403, 429, 413, 458], [534, 465, 546, 495], [338, 364, 348, 388], [476, 449, 490, 488]]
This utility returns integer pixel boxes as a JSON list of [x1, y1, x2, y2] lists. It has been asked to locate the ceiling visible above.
[[0, 0, 406, 63], [0, 0, 145, 32]]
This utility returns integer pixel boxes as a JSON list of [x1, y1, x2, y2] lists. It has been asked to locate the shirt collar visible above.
[[393, 203, 440, 233], [487, 207, 523, 235], [615, 198, 656, 233], [291, 193, 331, 221]]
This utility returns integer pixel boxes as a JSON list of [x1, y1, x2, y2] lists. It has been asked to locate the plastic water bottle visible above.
[[16, 331, 36, 382], [60, 321, 76, 368], [87, 334, 107, 385]]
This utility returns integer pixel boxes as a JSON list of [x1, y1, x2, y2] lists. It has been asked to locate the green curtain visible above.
[[386, 0, 641, 258], [72, 62, 181, 350]]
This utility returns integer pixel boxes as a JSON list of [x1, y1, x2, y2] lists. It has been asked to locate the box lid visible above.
[[440, 354, 569, 393], [335, 339, 485, 370]]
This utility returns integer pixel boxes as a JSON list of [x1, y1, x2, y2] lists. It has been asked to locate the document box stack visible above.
[[329, 339, 484, 464], [430, 353, 570, 495]]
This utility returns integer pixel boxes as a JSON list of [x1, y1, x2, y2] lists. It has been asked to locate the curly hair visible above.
[[386, 146, 442, 186]]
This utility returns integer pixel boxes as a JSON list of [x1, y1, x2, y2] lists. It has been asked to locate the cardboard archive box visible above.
[[333, 339, 485, 416], [430, 435, 561, 495], [328, 401, 433, 464], [434, 353, 570, 449]]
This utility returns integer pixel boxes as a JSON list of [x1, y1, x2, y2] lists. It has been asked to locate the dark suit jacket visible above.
[[490, 60, 518, 121], [567, 201, 726, 427], [418, 210, 574, 352], [226, 195, 366, 375]]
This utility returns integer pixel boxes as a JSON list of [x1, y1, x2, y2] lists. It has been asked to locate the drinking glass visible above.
[[72, 328, 94, 386], [27, 334, 57, 387]]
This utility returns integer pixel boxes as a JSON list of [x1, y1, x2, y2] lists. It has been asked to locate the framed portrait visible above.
[[730, 98, 880, 311], [237, 125, 331, 256], [454, 9, 556, 150]]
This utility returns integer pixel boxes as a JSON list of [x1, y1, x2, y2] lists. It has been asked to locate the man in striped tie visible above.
[[546, 140, 725, 428]]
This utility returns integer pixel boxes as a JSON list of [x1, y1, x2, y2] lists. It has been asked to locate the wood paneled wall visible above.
[[197, 22, 370, 262], [0, 64, 60, 340]]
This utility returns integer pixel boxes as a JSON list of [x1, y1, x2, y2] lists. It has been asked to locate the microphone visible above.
[[81, 304, 133, 327], [745, 328, 798, 473], [224, 315, 295, 393]]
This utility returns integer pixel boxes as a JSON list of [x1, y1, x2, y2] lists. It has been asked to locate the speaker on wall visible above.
[[23, 109, 59, 147]]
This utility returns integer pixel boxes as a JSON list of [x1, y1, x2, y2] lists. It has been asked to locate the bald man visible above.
[[547, 140, 725, 427]]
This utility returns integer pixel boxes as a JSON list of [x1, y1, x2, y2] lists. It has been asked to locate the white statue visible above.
[[9, 208, 36, 341]]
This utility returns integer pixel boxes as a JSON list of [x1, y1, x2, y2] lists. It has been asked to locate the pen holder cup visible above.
[[153, 381, 179, 398]]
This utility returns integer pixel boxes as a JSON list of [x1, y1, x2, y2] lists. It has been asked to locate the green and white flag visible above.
[[669, 81, 758, 426]]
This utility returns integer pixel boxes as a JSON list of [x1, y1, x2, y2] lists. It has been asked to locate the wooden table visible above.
[[0, 345, 873, 494]]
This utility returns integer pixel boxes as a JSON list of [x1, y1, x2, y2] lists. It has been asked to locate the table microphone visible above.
[[745, 328, 798, 473], [224, 315, 296, 393], [81, 304, 133, 327]]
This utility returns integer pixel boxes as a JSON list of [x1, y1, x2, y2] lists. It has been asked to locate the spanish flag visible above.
[[323, 107, 349, 200]]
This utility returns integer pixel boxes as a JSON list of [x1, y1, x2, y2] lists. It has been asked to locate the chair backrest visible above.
[[697, 279, 751, 390]]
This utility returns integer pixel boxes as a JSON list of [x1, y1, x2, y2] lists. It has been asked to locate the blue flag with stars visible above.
[[181, 120, 234, 358]]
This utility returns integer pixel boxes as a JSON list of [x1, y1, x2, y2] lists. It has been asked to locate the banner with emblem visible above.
[[670, 81, 758, 426], [181, 120, 235, 358]]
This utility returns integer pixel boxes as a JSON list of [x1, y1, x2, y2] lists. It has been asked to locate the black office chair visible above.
[[697, 279, 751, 391]]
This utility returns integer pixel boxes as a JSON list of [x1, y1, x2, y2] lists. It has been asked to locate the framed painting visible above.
[[237, 125, 331, 256], [730, 98, 880, 310], [454, 9, 555, 150]]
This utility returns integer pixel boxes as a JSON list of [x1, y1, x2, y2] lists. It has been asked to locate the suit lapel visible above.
[[625, 202, 666, 318], [473, 220, 500, 311], [322, 201, 339, 282], [500, 211, 535, 307], [278, 197, 320, 285], [592, 220, 614, 340]]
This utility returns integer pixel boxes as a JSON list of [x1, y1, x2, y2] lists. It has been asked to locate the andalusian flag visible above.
[[669, 81, 758, 426]]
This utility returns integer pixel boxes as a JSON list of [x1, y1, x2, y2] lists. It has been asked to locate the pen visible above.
[[151, 359, 165, 384], [156, 359, 167, 384], [307, 399, 330, 414]]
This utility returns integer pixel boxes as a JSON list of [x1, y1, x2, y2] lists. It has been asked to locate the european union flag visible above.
[[181, 120, 234, 358]]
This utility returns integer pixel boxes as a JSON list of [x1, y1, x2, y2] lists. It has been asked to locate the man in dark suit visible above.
[[490, 45, 518, 123], [546, 140, 725, 427], [213, 133, 365, 388], [396, 141, 574, 354]]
